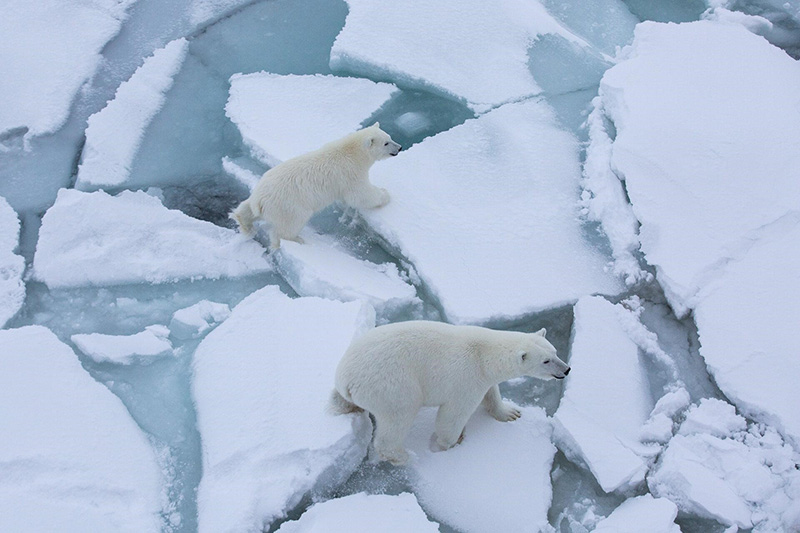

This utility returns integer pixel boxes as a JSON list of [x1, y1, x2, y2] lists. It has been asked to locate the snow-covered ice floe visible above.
[[33, 189, 269, 288], [72, 325, 173, 365], [649, 398, 800, 531], [274, 493, 440, 533], [361, 99, 623, 325], [75, 39, 189, 192], [226, 73, 397, 166], [0, 0, 135, 142], [0, 196, 25, 327], [406, 406, 555, 533], [593, 494, 679, 533], [192, 286, 375, 532], [274, 231, 421, 320], [169, 300, 231, 340], [0, 326, 164, 532], [583, 20, 800, 446]]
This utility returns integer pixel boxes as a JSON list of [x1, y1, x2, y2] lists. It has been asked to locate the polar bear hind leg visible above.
[[231, 200, 258, 236], [372, 409, 417, 466]]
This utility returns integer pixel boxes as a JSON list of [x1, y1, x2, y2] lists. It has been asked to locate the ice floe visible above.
[[192, 286, 375, 532], [0, 196, 25, 327], [33, 189, 269, 288], [169, 300, 231, 340], [72, 325, 173, 365], [0, 326, 164, 532], [361, 99, 623, 325], [593, 494, 680, 533]]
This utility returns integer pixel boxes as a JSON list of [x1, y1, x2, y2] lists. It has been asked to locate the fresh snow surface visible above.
[[33, 189, 269, 288], [330, 0, 600, 110], [274, 231, 421, 320], [169, 300, 231, 340], [584, 20, 800, 316], [593, 494, 680, 533], [648, 401, 800, 531], [75, 39, 189, 191], [226, 73, 398, 166], [407, 406, 555, 533], [0, 196, 25, 327], [552, 296, 657, 493], [275, 493, 440, 533], [192, 286, 375, 532], [361, 99, 623, 325], [0, 326, 164, 533], [0, 0, 135, 140], [72, 325, 174, 364]]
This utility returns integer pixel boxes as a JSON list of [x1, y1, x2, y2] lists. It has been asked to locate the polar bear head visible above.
[[517, 328, 570, 381], [361, 122, 401, 161]]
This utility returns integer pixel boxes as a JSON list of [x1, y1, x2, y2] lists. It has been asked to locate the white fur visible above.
[[231, 123, 400, 249], [331, 320, 570, 465]]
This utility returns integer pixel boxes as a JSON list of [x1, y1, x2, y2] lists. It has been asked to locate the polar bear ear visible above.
[[371, 122, 380, 129], [364, 136, 375, 148], [518, 350, 528, 361], [533, 328, 547, 337]]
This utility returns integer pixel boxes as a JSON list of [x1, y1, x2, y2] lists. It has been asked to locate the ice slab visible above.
[[584, 20, 800, 316], [0, 326, 163, 532], [226, 73, 398, 166], [75, 39, 189, 192], [275, 493, 440, 533], [192, 286, 375, 532], [0, 0, 134, 140], [169, 300, 231, 340], [222, 156, 262, 192], [72, 325, 173, 365], [594, 494, 680, 533], [274, 231, 420, 320], [33, 189, 269, 288], [331, 0, 597, 110], [0, 196, 24, 327], [407, 406, 555, 533], [552, 296, 656, 493], [361, 99, 623, 325]]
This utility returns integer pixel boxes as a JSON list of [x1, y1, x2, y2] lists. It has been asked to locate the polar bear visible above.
[[330, 321, 570, 465], [231, 123, 400, 249]]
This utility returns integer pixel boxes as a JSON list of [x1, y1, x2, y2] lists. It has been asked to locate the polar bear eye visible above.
[[384, 142, 389, 146], [543, 359, 551, 364]]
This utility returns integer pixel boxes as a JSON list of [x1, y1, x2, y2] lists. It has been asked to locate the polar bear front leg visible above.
[[345, 184, 390, 210], [482, 384, 521, 422], [433, 400, 480, 451]]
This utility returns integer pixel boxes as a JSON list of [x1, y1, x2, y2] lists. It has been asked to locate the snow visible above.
[[678, 398, 747, 439], [594, 495, 680, 533], [274, 493, 440, 533], [331, 0, 602, 110], [0, 0, 135, 141], [640, 387, 691, 444], [273, 231, 421, 320], [75, 39, 189, 192], [0, 326, 164, 532], [222, 156, 262, 191], [552, 296, 657, 493], [361, 99, 623, 325], [192, 286, 375, 532], [0, 196, 25, 327], [72, 325, 174, 364], [33, 189, 269, 288], [169, 300, 231, 340], [407, 406, 555, 533], [226, 73, 398, 166]]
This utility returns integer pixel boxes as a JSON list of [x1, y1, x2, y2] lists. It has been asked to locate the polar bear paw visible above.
[[373, 188, 390, 208], [378, 448, 409, 466], [492, 403, 522, 422]]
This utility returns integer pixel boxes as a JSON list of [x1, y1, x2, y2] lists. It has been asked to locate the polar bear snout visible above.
[[554, 367, 571, 380], [387, 141, 401, 156]]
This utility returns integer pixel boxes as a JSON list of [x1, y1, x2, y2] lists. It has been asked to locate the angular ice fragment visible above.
[[33, 189, 269, 288], [75, 39, 189, 192], [221, 156, 262, 192], [226, 73, 398, 166], [361, 99, 623, 325], [639, 387, 691, 444], [169, 300, 231, 340], [274, 231, 420, 320], [552, 296, 657, 493], [394, 111, 431, 137], [593, 495, 680, 533], [407, 406, 555, 533], [193, 286, 375, 532], [275, 493, 440, 533], [0, 326, 163, 532], [678, 398, 747, 439], [0, 196, 25, 327], [72, 326, 173, 365]]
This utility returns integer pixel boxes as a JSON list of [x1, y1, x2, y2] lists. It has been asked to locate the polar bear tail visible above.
[[231, 200, 258, 236], [328, 388, 364, 415]]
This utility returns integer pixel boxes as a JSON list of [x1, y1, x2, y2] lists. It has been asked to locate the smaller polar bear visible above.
[[330, 321, 570, 465], [231, 123, 400, 249]]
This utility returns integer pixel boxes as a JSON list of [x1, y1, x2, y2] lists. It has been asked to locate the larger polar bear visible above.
[[330, 321, 570, 465], [231, 123, 401, 249]]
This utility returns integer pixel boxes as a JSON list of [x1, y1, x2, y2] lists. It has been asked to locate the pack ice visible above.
[[361, 99, 623, 324], [0, 196, 25, 328], [33, 189, 269, 288], [0, 326, 164, 532], [192, 286, 375, 532], [583, 20, 800, 445], [72, 325, 173, 365]]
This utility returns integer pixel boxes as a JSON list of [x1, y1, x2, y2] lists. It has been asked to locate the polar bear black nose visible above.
[[564, 367, 571, 375]]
